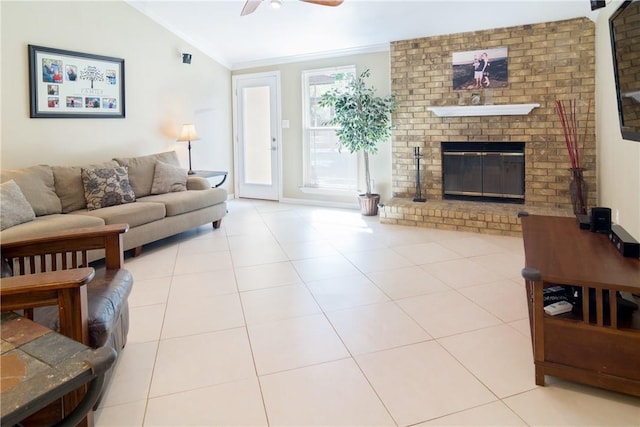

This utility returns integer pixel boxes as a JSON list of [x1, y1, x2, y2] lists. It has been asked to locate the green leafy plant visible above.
[[319, 69, 398, 196]]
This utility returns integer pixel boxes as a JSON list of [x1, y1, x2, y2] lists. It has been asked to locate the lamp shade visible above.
[[176, 124, 200, 142]]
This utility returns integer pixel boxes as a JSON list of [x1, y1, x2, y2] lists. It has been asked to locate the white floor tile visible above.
[[439, 235, 506, 257], [421, 258, 505, 289], [326, 301, 432, 355], [503, 380, 640, 426], [126, 304, 165, 344], [230, 244, 289, 267], [367, 265, 450, 300], [127, 276, 171, 308], [124, 254, 175, 281], [169, 268, 238, 299], [397, 290, 502, 338], [392, 242, 463, 265], [149, 328, 255, 398], [178, 235, 229, 254], [235, 261, 302, 292], [144, 378, 267, 426], [240, 284, 321, 325], [438, 324, 536, 398], [260, 358, 395, 426], [305, 273, 390, 312], [470, 252, 525, 282], [292, 254, 362, 282], [458, 279, 529, 322], [418, 401, 526, 426], [280, 239, 340, 260], [173, 251, 233, 275], [508, 318, 532, 339], [343, 248, 414, 272], [248, 313, 349, 374], [161, 292, 245, 339], [356, 341, 496, 425], [94, 400, 146, 427], [327, 232, 389, 253], [98, 341, 158, 408]]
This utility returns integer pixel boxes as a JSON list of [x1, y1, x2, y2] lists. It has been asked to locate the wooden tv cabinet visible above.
[[520, 214, 640, 397]]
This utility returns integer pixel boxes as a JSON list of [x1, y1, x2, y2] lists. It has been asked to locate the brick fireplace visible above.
[[381, 17, 596, 235]]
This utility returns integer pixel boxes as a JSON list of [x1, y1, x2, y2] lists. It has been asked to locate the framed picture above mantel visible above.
[[28, 45, 125, 118], [452, 47, 508, 90]]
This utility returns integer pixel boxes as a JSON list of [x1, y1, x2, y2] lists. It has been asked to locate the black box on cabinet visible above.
[[590, 207, 612, 233], [609, 224, 640, 258]]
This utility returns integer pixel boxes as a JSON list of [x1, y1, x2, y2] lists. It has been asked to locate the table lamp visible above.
[[177, 124, 200, 175]]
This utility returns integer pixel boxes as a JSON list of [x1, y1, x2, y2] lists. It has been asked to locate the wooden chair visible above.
[[1, 224, 132, 427]]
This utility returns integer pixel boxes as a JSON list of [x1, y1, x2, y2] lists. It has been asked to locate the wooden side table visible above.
[[1, 312, 116, 427], [190, 170, 228, 188]]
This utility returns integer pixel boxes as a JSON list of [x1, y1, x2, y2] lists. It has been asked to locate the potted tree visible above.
[[319, 69, 398, 216]]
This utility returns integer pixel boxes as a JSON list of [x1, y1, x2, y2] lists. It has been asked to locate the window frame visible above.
[[301, 65, 358, 193]]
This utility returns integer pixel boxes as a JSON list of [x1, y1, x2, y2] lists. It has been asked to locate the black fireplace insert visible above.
[[441, 142, 525, 204]]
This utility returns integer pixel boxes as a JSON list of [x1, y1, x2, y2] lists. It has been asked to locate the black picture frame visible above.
[[28, 45, 125, 118]]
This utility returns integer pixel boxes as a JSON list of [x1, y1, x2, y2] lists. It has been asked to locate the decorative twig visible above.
[[555, 99, 590, 170]]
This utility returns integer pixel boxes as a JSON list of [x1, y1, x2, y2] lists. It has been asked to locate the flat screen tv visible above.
[[610, 0, 640, 142]]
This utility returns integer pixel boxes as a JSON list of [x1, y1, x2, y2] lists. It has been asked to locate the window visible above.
[[302, 66, 357, 191]]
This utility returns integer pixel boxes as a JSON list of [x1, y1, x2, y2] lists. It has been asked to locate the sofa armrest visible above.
[[187, 176, 211, 190]]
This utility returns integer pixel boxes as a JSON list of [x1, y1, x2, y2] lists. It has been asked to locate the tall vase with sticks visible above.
[[555, 99, 591, 215]]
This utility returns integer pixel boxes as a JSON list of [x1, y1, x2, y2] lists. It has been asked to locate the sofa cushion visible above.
[[0, 165, 62, 216], [114, 151, 180, 198], [71, 201, 166, 227], [82, 166, 136, 211], [0, 214, 105, 241], [0, 180, 36, 231], [138, 188, 227, 217], [151, 160, 188, 194], [53, 161, 120, 213]]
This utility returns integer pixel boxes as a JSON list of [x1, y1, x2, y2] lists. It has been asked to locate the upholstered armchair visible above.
[[1, 224, 133, 426]]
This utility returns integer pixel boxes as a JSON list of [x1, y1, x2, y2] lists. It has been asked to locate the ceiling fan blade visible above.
[[241, 0, 262, 16], [300, 0, 344, 7]]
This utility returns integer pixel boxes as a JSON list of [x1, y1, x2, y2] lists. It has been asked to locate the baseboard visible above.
[[278, 197, 359, 210]]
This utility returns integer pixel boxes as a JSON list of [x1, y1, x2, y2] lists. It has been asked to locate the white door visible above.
[[233, 72, 280, 200]]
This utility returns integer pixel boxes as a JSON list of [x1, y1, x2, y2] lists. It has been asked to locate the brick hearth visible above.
[[380, 198, 572, 237]]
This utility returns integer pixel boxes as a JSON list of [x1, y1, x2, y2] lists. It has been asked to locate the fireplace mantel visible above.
[[427, 103, 540, 117]]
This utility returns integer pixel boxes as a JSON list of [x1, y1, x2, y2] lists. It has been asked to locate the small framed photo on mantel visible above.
[[28, 45, 125, 118]]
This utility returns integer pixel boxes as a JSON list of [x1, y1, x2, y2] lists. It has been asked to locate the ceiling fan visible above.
[[241, 0, 344, 16]]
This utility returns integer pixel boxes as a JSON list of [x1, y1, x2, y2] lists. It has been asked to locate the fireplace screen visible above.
[[442, 142, 524, 203]]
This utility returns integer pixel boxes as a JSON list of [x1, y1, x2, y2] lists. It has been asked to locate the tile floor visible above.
[[94, 199, 640, 426]]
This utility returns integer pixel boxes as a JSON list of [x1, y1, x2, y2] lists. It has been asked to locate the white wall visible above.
[[233, 51, 392, 206], [1, 1, 233, 191], [596, 1, 640, 239]]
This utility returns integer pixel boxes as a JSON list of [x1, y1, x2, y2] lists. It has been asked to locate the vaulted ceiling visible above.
[[127, 0, 602, 70]]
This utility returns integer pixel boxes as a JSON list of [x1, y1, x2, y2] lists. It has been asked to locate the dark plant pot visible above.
[[358, 194, 380, 216]]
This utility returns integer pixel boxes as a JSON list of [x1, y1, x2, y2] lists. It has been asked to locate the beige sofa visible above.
[[0, 151, 227, 254]]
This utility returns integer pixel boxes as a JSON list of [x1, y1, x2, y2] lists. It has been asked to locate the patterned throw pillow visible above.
[[0, 179, 36, 230], [150, 160, 188, 194], [81, 166, 136, 211]]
